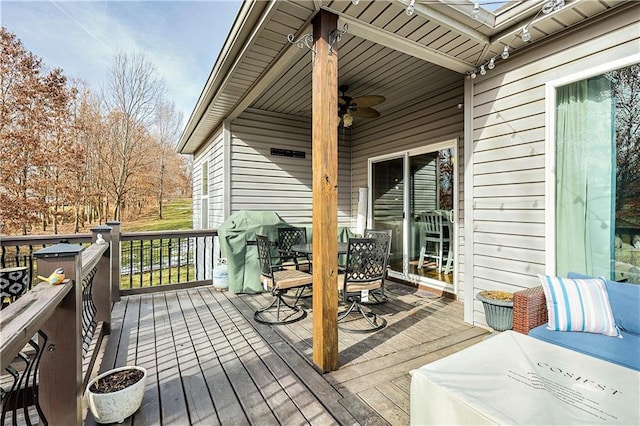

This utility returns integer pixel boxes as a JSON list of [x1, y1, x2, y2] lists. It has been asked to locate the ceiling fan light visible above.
[[343, 112, 354, 128]]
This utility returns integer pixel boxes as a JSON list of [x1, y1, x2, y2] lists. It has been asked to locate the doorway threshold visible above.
[[388, 274, 457, 300]]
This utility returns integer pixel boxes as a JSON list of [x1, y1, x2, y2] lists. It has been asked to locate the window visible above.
[[201, 161, 209, 194], [555, 63, 640, 283], [201, 161, 209, 229]]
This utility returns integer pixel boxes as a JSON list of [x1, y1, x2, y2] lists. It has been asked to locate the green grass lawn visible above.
[[118, 198, 201, 288], [123, 198, 192, 232]]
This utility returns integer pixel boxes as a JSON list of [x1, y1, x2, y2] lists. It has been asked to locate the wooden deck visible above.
[[85, 281, 488, 425]]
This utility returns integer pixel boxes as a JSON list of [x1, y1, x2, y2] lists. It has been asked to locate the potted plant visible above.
[[85, 366, 147, 424], [476, 290, 514, 331]]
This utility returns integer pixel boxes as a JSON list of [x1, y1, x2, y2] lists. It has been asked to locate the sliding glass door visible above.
[[370, 141, 456, 288], [371, 157, 404, 274], [553, 62, 640, 283]]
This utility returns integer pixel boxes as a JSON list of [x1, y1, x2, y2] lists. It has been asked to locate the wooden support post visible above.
[[91, 225, 112, 333], [311, 9, 339, 373], [107, 220, 121, 302], [34, 243, 84, 425]]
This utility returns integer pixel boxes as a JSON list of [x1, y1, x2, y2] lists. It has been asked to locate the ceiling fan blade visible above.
[[353, 107, 380, 118], [351, 95, 385, 108], [338, 97, 348, 106]]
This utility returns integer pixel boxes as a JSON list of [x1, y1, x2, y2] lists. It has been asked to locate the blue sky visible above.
[[0, 0, 242, 125]]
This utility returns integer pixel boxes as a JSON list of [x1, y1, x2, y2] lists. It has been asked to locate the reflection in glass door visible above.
[[371, 144, 455, 286], [371, 157, 404, 274], [409, 149, 454, 285]]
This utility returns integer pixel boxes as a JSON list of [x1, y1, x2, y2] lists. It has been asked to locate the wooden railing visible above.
[[1, 223, 218, 297], [0, 233, 92, 289], [0, 225, 217, 424], [119, 228, 216, 295], [0, 227, 112, 425]]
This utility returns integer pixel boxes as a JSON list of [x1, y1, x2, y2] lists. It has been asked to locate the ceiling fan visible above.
[[338, 85, 385, 128]]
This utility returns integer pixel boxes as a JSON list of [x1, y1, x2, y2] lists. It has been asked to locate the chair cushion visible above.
[[337, 274, 381, 292], [529, 325, 640, 371], [539, 275, 619, 337], [0, 267, 29, 298], [263, 269, 312, 290]]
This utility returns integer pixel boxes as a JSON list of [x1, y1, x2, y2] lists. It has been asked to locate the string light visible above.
[[466, 0, 565, 80], [406, 0, 415, 16], [501, 46, 510, 60], [351, 0, 359, 5], [472, 2, 480, 20], [542, 0, 565, 14]]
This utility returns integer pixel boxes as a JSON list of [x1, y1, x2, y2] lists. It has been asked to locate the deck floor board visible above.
[[154, 293, 190, 425], [135, 294, 162, 426], [85, 281, 488, 425]]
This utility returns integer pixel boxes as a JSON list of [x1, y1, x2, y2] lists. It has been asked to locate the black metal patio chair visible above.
[[254, 234, 312, 325], [277, 227, 311, 272], [337, 237, 389, 333], [362, 229, 392, 304]]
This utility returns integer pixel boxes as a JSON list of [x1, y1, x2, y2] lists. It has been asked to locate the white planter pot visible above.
[[86, 366, 147, 424]]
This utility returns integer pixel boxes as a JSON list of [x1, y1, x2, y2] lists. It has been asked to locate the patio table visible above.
[[410, 330, 639, 425], [290, 242, 348, 256]]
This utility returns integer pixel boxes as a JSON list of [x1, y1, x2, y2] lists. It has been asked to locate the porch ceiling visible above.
[[178, 0, 629, 154]]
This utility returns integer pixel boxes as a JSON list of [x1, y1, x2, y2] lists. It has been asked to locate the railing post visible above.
[[107, 221, 121, 302], [34, 243, 84, 426], [92, 225, 112, 333]]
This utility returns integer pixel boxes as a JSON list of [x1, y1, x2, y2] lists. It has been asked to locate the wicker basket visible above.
[[477, 292, 513, 332]]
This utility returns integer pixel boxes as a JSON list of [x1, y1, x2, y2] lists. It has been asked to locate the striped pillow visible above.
[[539, 275, 620, 337]]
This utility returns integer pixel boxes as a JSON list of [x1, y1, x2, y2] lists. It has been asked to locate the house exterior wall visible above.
[[351, 78, 466, 297], [227, 108, 353, 226], [193, 129, 226, 229], [469, 5, 640, 326], [192, 128, 226, 272]]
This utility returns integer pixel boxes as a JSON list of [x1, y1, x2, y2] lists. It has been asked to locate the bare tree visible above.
[[68, 82, 102, 232], [101, 51, 166, 220], [0, 27, 50, 234], [1, 30, 193, 234], [40, 68, 82, 234], [152, 99, 183, 218]]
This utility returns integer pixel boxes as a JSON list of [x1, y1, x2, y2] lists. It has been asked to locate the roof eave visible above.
[[177, 0, 267, 154]]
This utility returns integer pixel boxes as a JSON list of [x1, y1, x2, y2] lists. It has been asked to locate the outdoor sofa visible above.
[[513, 272, 640, 371]]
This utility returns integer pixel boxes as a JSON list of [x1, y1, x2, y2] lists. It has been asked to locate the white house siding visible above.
[[193, 129, 226, 229], [470, 5, 640, 326], [456, 135, 466, 299], [351, 78, 465, 297], [192, 150, 203, 229], [193, 128, 226, 275], [229, 108, 352, 226], [210, 130, 226, 229]]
